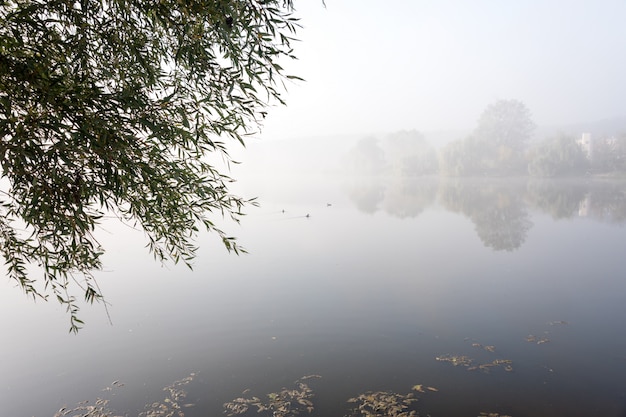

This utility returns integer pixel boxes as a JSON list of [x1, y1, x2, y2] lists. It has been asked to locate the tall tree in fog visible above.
[[474, 99, 534, 152], [472, 99, 534, 175], [0, 0, 300, 331], [440, 99, 534, 176]]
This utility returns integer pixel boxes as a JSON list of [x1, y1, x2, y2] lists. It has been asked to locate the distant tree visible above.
[[343, 137, 387, 175], [527, 134, 588, 177], [439, 137, 484, 176], [474, 99, 535, 152], [471, 99, 535, 175], [439, 139, 466, 176], [440, 100, 535, 177], [382, 130, 438, 176], [591, 133, 626, 174], [0, 0, 301, 331]]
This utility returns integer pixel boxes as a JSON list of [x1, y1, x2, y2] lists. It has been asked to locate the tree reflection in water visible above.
[[439, 179, 532, 251], [344, 177, 626, 252]]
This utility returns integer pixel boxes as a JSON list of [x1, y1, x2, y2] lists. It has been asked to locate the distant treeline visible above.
[[343, 99, 626, 178]]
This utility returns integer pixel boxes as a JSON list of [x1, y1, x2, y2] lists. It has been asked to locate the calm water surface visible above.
[[2, 177, 626, 417]]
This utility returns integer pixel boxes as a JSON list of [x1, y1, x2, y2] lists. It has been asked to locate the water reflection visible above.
[[343, 177, 438, 218], [344, 177, 386, 214], [439, 179, 532, 251], [4, 175, 626, 417], [525, 179, 588, 219], [344, 177, 626, 251], [382, 177, 438, 219], [583, 182, 626, 222]]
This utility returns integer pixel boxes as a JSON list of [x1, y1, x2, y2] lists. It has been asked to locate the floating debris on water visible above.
[[525, 334, 550, 344], [346, 390, 418, 417], [52, 372, 526, 417], [140, 374, 196, 417], [469, 359, 514, 374], [411, 384, 438, 393], [224, 376, 319, 417], [102, 379, 125, 392], [470, 342, 496, 353], [548, 320, 568, 326], [436, 354, 474, 367], [55, 374, 196, 417], [438, 354, 514, 373], [299, 374, 322, 381]]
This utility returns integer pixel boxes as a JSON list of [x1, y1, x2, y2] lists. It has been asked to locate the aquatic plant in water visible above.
[[53, 374, 195, 417], [345, 391, 418, 417], [139, 374, 196, 417], [50, 373, 517, 417], [436, 346, 515, 373], [223, 375, 321, 417]]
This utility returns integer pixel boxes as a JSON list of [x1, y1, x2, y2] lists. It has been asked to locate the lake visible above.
[[2, 176, 626, 417]]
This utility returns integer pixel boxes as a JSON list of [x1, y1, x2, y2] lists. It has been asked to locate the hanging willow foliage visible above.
[[0, 0, 301, 332]]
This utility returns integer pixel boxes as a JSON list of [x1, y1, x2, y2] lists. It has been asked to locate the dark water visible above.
[[2, 177, 626, 417]]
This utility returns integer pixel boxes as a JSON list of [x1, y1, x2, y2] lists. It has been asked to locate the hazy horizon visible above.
[[254, 1, 626, 142]]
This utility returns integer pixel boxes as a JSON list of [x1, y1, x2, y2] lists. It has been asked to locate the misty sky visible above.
[[257, 0, 626, 141]]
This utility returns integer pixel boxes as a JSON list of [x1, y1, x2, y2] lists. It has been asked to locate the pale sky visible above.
[[256, 0, 626, 141]]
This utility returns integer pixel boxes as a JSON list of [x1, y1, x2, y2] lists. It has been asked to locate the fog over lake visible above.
[[3, 162, 626, 416], [3, 1, 626, 416]]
